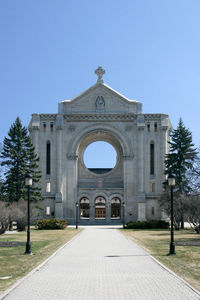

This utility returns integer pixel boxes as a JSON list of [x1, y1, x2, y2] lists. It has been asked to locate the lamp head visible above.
[[25, 173, 33, 187], [168, 174, 175, 187]]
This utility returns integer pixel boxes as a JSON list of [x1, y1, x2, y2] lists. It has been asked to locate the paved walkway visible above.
[[1, 227, 200, 300]]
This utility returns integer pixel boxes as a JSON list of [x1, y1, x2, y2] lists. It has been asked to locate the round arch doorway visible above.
[[77, 129, 125, 225]]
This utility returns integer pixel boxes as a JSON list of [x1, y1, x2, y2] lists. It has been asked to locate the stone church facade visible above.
[[29, 67, 171, 225]]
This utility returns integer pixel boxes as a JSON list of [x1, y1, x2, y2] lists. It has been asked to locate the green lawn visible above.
[[0, 227, 81, 294], [121, 228, 200, 291]]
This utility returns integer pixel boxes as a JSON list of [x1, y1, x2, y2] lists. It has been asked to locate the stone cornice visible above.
[[144, 114, 169, 120], [40, 114, 57, 120], [64, 114, 137, 122], [38, 113, 169, 122]]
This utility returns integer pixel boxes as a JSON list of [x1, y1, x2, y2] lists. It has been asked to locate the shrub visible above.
[[35, 218, 68, 230], [126, 220, 169, 229]]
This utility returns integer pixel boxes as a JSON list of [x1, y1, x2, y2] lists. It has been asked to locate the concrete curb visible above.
[[0, 229, 84, 300], [119, 229, 200, 297]]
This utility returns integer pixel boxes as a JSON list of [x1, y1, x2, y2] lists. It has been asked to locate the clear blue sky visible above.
[[84, 142, 117, 168], [0, 1, 200, 165]]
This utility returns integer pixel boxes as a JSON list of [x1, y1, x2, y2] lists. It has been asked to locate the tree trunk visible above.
[[9, 221, 13, 231], [181, 217, 184, 229]]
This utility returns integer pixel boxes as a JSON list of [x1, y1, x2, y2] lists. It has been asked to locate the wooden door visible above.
[[95, 208, 106, 218]]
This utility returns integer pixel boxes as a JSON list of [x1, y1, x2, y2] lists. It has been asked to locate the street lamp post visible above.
[[24, 173, 33, 255], [76, 202, 79, 229], [168, 174, 176, 255], [122, 202, 125, 229]]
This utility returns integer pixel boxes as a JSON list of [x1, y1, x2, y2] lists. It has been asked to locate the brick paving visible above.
[[1, 226, 200, 300]]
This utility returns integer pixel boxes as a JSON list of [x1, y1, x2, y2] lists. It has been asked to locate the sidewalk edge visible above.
[[118, 229, 200, 297], [0, 229, 83, 300]]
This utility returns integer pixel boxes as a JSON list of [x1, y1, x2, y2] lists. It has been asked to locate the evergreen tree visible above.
[[165, 118, 196, 191], [164, 118, 196, 228], [0, 117, 42, 202]]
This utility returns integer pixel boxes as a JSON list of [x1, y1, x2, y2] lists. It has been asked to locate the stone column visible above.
[[89, 204, 95, 224], [137, 120, 145, 195], [55, 115, 64, 219], [137, 115, 146, 220], [66, 154, 78, 224], [138, 203, 146, 221], [30, 114, 40, 157], [123, 155, 134, 224], [161, 125, 168, 183], [55, 193, 63, 219], [106, 200, 110, 224]]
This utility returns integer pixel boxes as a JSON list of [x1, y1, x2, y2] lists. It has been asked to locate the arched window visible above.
[[46, 141, 51, 175], [111, 197, 121, 219], [150, 142, 154, 175], [95, 196, 106, 219], [80, 197, 90, 219]]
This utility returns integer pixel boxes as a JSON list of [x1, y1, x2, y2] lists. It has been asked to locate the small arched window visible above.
[[111, 197, 121, 219], [150, 142, 154, 175], [95, 196, 106, 219], [80, 197, 90, 219], [46, 141, 51, 175]]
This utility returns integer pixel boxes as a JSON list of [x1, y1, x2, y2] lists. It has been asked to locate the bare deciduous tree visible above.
[[185, 195, 200, 234], [0, 200, 42, 234], [9, 200, 41, 231], [0, 202, 9, 234]]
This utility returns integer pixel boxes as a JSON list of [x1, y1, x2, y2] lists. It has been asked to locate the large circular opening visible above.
[[83, 141, 117, 174]]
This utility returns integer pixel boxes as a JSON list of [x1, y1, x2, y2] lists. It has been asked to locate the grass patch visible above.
[[121, 228, 200, 291], [0, 227, 81, 294]]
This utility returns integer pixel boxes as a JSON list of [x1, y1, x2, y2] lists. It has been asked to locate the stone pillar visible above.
[[123, 155, 134, 224], [89, 204, 95, 224], [30, 114, 40, 156], [137, 115, 146, 220], [55, 115, 64, 219], [161, 125, 168, 183], [56, 115, 63, 193], [55, 192, 63, 219], [138, 203, 146, 221], [66, 155, 78, 224], [137, 116, 145, 194], [106, 200, 110, 224]]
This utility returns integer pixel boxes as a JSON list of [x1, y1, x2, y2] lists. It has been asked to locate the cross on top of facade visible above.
[[95, 66, 106, 83]]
